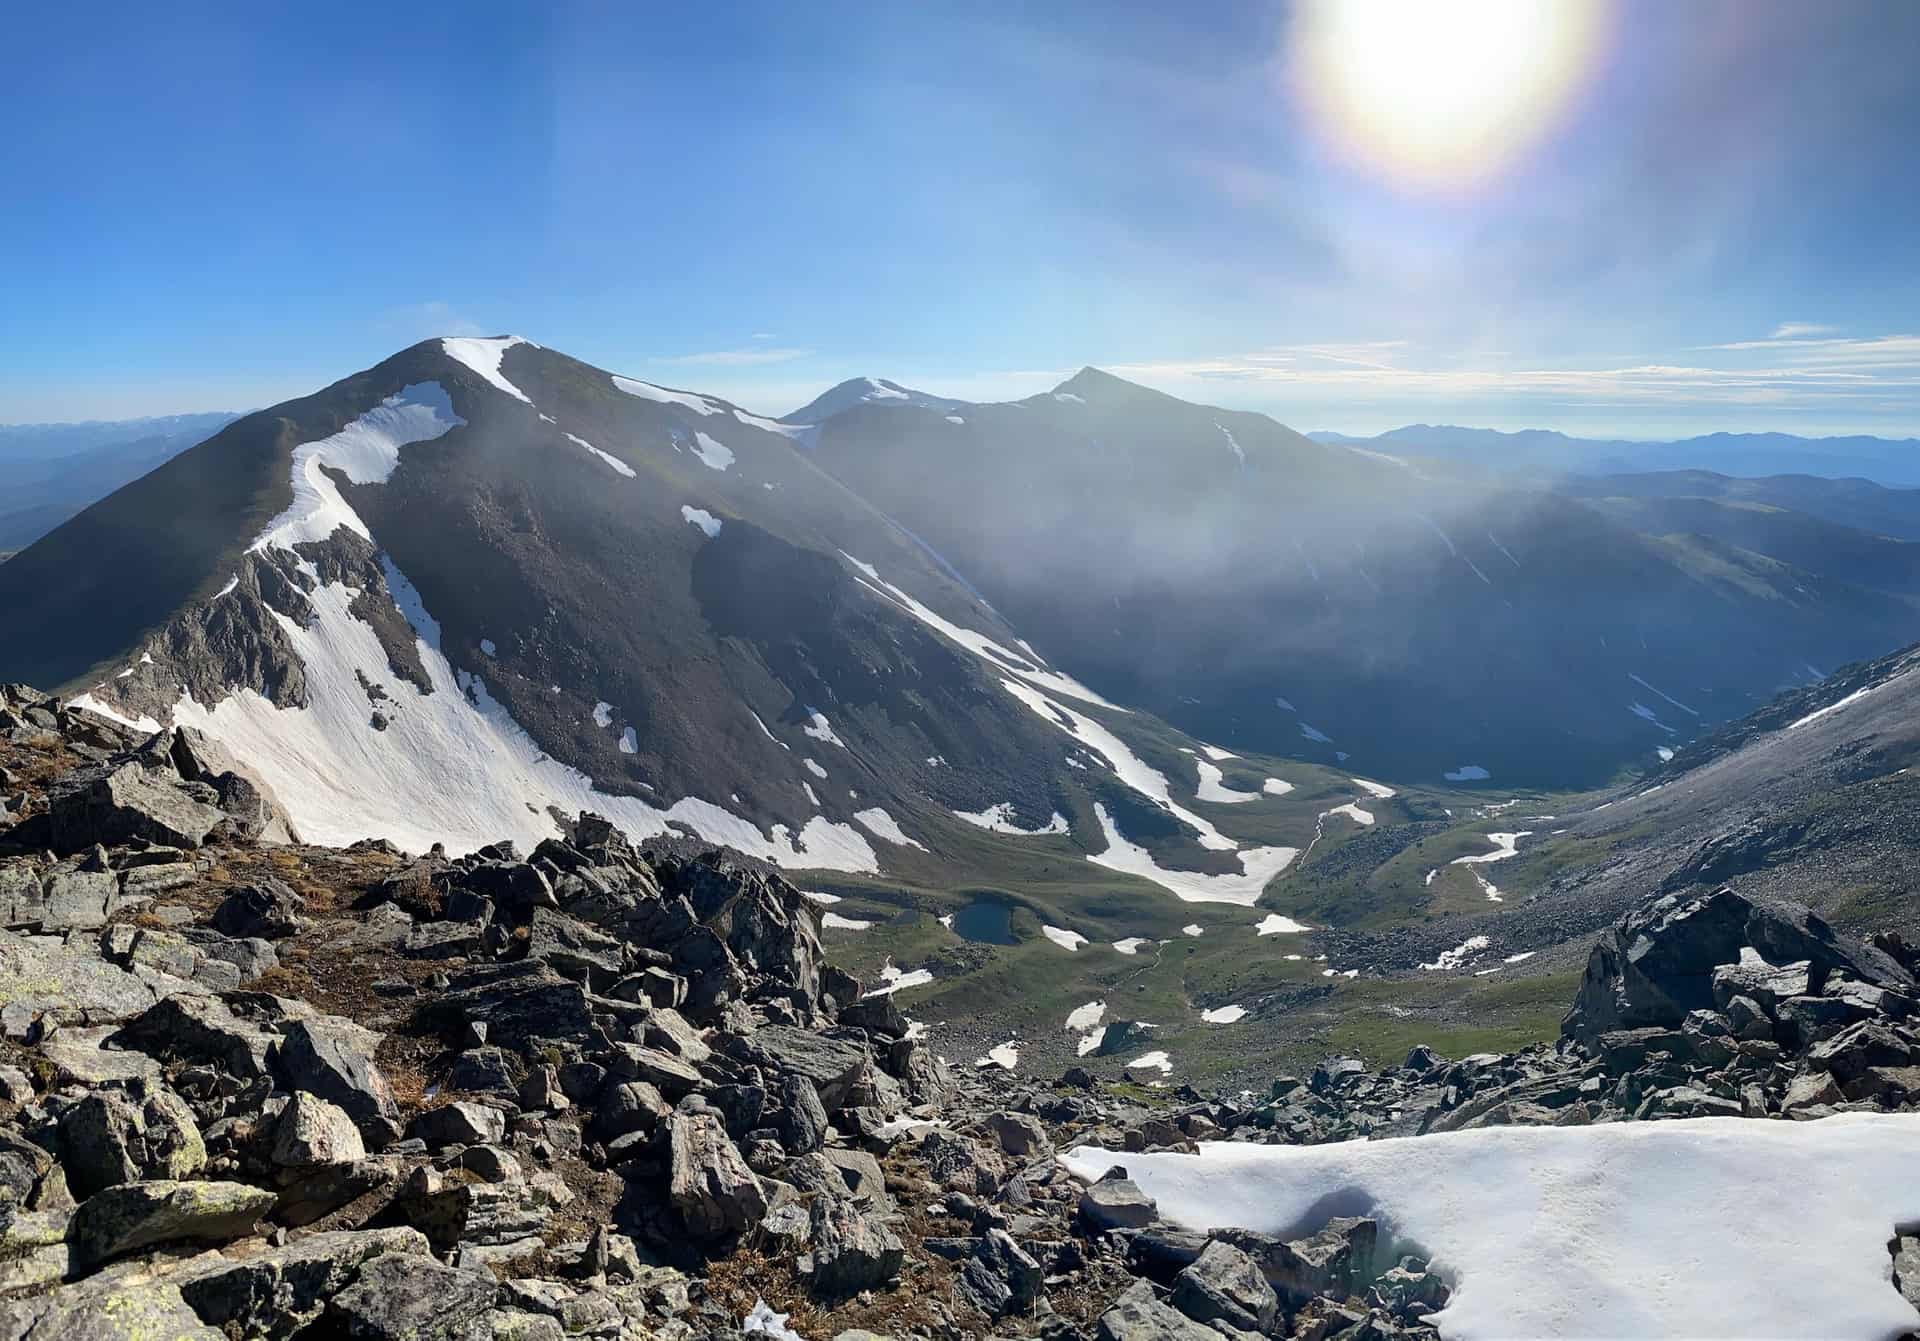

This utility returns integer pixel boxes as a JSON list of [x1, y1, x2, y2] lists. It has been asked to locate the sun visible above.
[[1288, 0, 1608, 191]]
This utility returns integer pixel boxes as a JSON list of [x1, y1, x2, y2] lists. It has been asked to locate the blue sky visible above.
[[3, 0, 1917, 437]]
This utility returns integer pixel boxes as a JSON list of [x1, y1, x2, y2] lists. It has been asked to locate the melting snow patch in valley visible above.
[[1195, 760, 1260, 803], [1420, 935, 1491, 971], [800, 891, 841, 905], [1256, 913, 1310, 935], [1452, 832, 1531, 866], [1088, 803, 1298, 905], [1065, 1001, 1107, 1032], [1261, 778, 1295, 796], [821, 912, 871, 931], [977, 1042, 1020, 1070], [804, 758, 828, 779], [1445, 765, 1491, 782], [997, 679, 1235, 851], [1324, 802, 1374, 827], [680, 506, 722, 538], [690, 432, 735, 472], [1504, 951, 1536, 964], [566, 433, 635, 477], [441, 336, 534, 404], [1425, 868, 1439, 887], [1077, 1027, 1107, 1057], [853, 807, 926, 850], [1064, 1114, 1920, 1341], [592, 702, 614, 728], [1128, 1051, 1173, 1074], [618, 728, 638, 755], [953, 802, 1070, 836], [213, 573, 240, 600], [1657, 746, 1675, 762], [865, 963, 934, 998], [1182, 924, 1203, 937], [1200, 744, 1236, 761], [1112, 937, 1149, 955], [1200, 1005, 1247, 1024], [1350, 778, 1396, 799], [802, 711, 846, 747], [1042, 925, 1088, 952]]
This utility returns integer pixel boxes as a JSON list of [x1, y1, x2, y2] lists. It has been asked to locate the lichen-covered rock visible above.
[[69, 1178, 277, 1268]]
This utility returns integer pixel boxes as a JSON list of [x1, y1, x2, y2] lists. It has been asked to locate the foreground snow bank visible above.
[[1064, 1114, 1920, 1339]]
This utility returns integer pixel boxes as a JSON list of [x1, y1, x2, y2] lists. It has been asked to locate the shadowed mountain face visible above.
[[806, 369, 1919, 786]]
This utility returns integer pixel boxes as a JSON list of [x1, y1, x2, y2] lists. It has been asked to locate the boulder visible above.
[[982, 1110, 1051, 1158], [58, 1089, 205, 1196], [115, 993, 276, 1079], [1096, 1278, 1222, 1341], [667, 1109, 767, 1240], [777, 1073, 829, 1155], [213, 879, 307, 939], [272, 1092, 368, 1167], [408, 1101, 508, 1149], [1081, 1171, 1158, 1232], [804, 1193, 905, 1296], [324, 1250, 500, 1338], [954, 1227, 1042, 1317], [0, 1276, 224, 1341], [176, 1226, 429, 1338], [47, 760, 229, 852], [274, 1018, 398, 1133], [727, 1027, 871, 1111], [69, 1178, 278, 1268], [1171, 1239, 1280, 1334], [1564, 887, 1912, 1044]]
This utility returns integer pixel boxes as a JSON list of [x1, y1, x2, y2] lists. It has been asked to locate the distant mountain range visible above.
[[4, 338, 1919, 903], [0, 411, 238, 554], [1310, 424, 1920, 486]]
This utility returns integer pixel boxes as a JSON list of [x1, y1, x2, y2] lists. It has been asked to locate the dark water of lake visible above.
[[950, 899, 1016, 945]]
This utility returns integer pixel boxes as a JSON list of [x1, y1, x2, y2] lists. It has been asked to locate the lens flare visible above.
[[1289, 0, 1608, 190]]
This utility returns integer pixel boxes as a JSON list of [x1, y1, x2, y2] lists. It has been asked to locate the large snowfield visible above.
[[1063, 1114, 1920, 1340]]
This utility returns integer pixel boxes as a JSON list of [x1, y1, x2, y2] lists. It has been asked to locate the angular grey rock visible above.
[[955, 1226, 1042, 1318], [0, 1276, 224, 1341], [667, 1109, 767, 1240], [273, 1092, 368, 1167], [409, 1100, 508, 1149], [48, 760, 229, 852], [175, 1225, 429, 1338], [1080, 1171, 1158, 1231], [982, 1110, 1051, 1158], [1096, 1278, 1222, 1341], [213, 878, 307, 939], [325, 1249, 500, 1338], [274, 1017, 399, 1132], [69, 1178, 278, 1268], [778, 1072, 829, 1155], [727, 1026, 871, 1111], [58, 1089, 205, 1196], [1171, 1239, 1280, 1334], [805, 1193, 905, 1296], [116, 992, 276, 1079]]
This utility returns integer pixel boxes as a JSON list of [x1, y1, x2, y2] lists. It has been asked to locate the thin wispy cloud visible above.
[[1108, 332, 1920, 415], [656, 347, 812, 367], [1770, 322, 1838, 340]]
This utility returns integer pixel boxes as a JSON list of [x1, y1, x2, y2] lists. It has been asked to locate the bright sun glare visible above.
[[1290, 0, 1608, 190]]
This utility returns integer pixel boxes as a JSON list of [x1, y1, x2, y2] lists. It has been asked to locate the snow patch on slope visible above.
[[853, 807, 926, 850], [1195, 760, 1260, 804], [953, 803, 1070, 836], [1089, 803, 1298, 906], [441, 336, 534, 404], [680, 506, 722, 538], [566, 433, 636, 478]]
